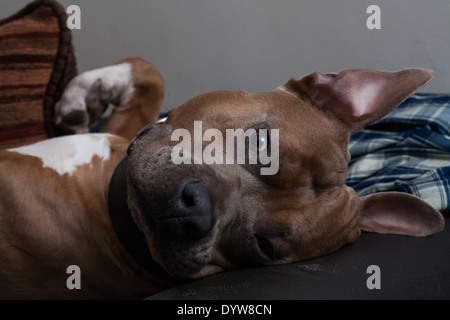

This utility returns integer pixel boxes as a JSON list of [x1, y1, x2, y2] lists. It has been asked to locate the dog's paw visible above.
[[54, 62, 136, 135], [85, 78, 116, 120], [54, 95, 89, 135], [55, 77, 114, 134]]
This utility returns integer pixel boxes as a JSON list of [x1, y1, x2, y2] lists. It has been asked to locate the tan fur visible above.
[[0, 136, 173, 299]]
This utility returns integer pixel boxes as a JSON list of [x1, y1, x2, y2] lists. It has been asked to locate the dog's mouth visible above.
[[130, 177, 221, 280], [137, 176, 220, 276], [125, 125, 228, 279], [145, 229, 225, 281]]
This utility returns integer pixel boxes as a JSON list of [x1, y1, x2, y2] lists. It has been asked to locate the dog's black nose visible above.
[[164, 182, 213, 240]]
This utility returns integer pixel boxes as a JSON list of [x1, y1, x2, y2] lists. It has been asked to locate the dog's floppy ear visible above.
[[281, 68, 434, 133], [359, 192, 444, 236]]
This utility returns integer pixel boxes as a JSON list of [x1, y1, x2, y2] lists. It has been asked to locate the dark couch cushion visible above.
[[148, 216, 449, 300]]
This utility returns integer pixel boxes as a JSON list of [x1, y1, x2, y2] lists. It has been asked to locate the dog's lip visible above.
[[193, 264, 225, 278], [175, 263, 225, 280]]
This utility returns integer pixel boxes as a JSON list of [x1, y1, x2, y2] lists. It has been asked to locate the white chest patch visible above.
[[9, 134, 112, 176]]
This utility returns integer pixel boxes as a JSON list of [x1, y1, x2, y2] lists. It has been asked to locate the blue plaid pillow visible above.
[[346, 93, 450, 213]]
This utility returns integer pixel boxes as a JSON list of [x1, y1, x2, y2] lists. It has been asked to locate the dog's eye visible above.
[[248, 122, 270, 154], [257, 129, 268, 152], [255, 234, 274, 259]]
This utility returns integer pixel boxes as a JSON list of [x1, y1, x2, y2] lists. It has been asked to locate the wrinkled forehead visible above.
[[167, 89, 346, 133], [166, 91, 272, 129], [164, 89, 351, 185]]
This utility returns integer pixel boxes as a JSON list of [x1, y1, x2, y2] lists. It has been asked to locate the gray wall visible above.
[[2, 0, 450, 110]]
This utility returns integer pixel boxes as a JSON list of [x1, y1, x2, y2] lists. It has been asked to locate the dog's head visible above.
[[126, 68, 444, 280]]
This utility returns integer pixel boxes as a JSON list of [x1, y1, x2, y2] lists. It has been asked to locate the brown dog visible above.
[[0, 59, 444, 299]]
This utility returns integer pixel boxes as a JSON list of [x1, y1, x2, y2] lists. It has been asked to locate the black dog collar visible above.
[[108, 157, 166, 275]]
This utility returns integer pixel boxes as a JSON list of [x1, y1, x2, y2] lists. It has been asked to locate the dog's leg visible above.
[[55, 57, 164, 140]]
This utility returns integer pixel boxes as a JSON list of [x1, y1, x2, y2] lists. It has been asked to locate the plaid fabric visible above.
[[346, 93, 450, 213]]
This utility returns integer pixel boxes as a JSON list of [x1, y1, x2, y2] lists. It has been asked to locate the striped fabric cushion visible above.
[[0, 0, 77, 149]]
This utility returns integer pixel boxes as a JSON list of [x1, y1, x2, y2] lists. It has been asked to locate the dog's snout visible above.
[[163, 182, 213, 240]]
